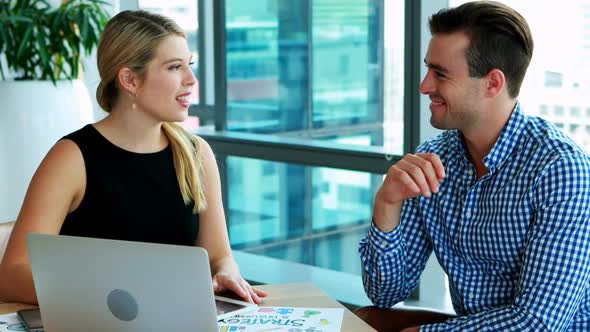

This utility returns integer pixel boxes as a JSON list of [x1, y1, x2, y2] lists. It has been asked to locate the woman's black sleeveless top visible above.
[[59, 125, 198, 246]]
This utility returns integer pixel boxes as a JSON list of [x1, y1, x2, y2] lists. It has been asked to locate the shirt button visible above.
[[469, 293, 475, 299], [381, 240, 388, 247], [465, 211, 472, 218]]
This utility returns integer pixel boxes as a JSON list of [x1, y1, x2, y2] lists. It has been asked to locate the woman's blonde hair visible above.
[[96, 10, 206, 212]]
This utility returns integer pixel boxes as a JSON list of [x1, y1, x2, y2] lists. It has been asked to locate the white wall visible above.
[[0, 1, 120, 224], [82, 0, 121, 121]]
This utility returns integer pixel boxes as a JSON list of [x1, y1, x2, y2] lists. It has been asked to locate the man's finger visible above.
[[394, 167, 422, 197], [416, 153, 445, 180], [397, 159, 432, 197]]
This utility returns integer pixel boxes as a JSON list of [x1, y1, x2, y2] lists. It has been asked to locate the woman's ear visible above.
[[117, 67, 139, 94]]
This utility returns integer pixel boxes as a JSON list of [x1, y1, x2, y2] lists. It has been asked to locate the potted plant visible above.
[[0, 0, 110, 222], [0, 0, 110, 82]]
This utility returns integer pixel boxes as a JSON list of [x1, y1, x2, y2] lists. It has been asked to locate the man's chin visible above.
[[431, 118, 461, 131], [430, 117, 448, 130]]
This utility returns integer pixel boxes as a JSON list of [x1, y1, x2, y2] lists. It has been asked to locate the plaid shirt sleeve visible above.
[[359, 198, 434, 308], [420, 154, 590, 332]]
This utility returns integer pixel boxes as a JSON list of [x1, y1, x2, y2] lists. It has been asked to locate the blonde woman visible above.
[[0, 10, 266, 305]]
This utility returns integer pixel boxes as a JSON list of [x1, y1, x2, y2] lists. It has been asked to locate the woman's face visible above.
[[134, 35, 196, 123]]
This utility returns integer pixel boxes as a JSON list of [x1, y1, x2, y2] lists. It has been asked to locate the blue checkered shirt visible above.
[[359, 103, 590, 331]]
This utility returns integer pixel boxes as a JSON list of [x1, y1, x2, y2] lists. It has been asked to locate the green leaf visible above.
[[2, 0, 111, 81], [35, 27, 50, 71], [0, 22, 8, 49], [54, 52, 64, 79], [51, 9, 65, 33], [0, 16, 33, 24], [88, 7, 106, 33], [85, 20, 97, 56], [48, 66, 57, 85], [69, 53, 78, 79], [16, 25, 33, 63], [91, 0, 111, 6], [80, 10, 89, 48], [15, 0, 28, 12]]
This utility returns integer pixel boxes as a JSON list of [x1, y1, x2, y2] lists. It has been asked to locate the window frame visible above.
[[192, 0, 423, 171]]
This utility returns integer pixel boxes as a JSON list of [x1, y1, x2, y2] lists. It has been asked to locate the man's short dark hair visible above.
[[429, 1, 534, 98]]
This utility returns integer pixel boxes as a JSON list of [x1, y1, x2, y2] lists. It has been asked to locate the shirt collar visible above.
[[452, 102, 527, 172]]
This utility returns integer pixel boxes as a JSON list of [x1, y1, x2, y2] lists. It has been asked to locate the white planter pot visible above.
[[0, 79, 93, 222]]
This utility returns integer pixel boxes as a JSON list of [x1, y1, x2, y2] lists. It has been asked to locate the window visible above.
[[227, 156, 377, 275], [224, 0, 404, 154], [555, 106, 565, 116], [570, 124, 580, 133], [571, 107, 581, 117], [450, 0, 590, 153], [216, 0, 406, 303]]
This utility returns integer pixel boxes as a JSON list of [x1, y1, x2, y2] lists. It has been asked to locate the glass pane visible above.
[[449, 0, 590, 152], [384, 0, 405, 156], [312, 1, 376, 127], [227, 156, 379, 274], [225, 0, 405, 153], [138, 0, 200, 107]]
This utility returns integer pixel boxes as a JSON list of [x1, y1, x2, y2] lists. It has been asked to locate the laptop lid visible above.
[[26, 233, 219, 332]]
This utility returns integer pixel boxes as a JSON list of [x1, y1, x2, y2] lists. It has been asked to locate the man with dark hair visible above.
[[358, 1, 590, 331]]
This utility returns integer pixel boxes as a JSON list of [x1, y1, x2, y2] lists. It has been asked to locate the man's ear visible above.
[[484, 68, 505, 98], [117, 67, 140, 94]]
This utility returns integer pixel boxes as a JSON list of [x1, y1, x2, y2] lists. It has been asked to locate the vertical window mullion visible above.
[[202, 0, 217, 108], [197, 0, 206, 109], [213, 0, 227, 130], [403, 0, 422, 155], [307, 0, 314, 131]]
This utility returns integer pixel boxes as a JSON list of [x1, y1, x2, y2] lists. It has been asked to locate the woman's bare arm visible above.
[[195, 136, 266, 303], [0, 140, 85, 304]]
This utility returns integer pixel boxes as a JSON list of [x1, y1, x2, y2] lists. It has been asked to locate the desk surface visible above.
[[0, 283, 375, 331], [257, 283, 375, 331]]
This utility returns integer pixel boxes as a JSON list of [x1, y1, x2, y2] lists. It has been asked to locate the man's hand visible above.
[[373, 153, 445, 232]]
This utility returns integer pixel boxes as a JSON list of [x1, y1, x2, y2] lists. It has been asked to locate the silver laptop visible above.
[[26, 233, 244, 331]]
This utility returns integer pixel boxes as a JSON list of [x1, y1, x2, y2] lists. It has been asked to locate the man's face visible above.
[[420, 32, 485, 131]]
